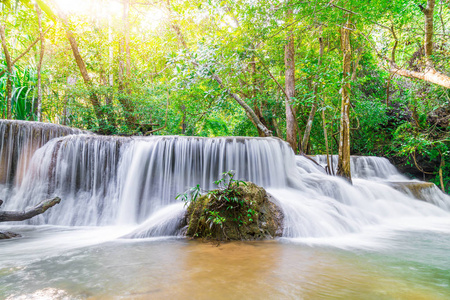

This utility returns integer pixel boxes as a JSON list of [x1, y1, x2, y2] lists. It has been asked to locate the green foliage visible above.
[[176, 184, 201, 205], [391, 122, 450, 190], [178, 171, 259, 238], [352, 99, 389, 154], [1, 0, 450, 190], [0, 60, 37, 120], [392, 123, 449, 161]]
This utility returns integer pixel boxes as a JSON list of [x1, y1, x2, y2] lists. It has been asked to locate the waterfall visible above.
[[1, 121, 449, 239], [3, 135, 292, 226], [0, 120, 87, 188], [313, 155, 407, 180]]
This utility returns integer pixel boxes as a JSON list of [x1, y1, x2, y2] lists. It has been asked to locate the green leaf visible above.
[[36, 0, 57, 22]]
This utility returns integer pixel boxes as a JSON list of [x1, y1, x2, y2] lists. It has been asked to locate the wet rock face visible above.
[[0, 231, 21, 239], [389, 155, 438, 180], [0, 120, 88, 186], [385, 103, 412, 127], [428, 106, 450, 128], [389, 181, 435, 201], [184, 182, 284, 241]]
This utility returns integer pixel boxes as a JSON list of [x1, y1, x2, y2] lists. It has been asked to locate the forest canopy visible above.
[[0, 0, 449, 188]]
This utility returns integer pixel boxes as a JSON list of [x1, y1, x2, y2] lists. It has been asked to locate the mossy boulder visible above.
[[184, 182, 283, 241]]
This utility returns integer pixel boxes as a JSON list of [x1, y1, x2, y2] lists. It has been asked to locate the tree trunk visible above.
[[107, 13, 114, 105], [35, 3, 45, 122], [124, 0, 131, 79], [117, 0, 138, 131], [0, 24, 13, 119], [301, 37, 324, 153], [0, 197, 60, 222], [301, 103, 316, 155], [351, 48, 362, 82], [321, 104, 332, 174], [211, 73, 272, 136], [272, 115, 283, 138], [390, 0, 450, 89], [54, 6, 111, 133], [284, 6, 298, 152], [5, 76, 12, 119], [439, 152, 445, 193], [336, 17, 352, 183], [250, 55, 270, 137], [422, 0, 435, 69], [390, 65, 450, 89]]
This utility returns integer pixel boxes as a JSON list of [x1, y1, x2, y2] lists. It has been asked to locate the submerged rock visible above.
[[184, 182, 283, 241], [389, 181, 450, 210], [389, 181, 435, 201], [0, 231, 21, 239]]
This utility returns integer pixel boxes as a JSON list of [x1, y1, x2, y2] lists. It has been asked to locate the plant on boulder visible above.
[[178, 171, 283, 241]]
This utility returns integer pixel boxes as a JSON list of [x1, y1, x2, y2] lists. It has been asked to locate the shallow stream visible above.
[[1, 221, 450, 299]]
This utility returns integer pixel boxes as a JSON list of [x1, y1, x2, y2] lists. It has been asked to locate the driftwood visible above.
[[0, 197, 61, 222]]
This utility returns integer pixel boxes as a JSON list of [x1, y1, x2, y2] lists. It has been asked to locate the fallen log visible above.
[[0, 197, 61, 222]]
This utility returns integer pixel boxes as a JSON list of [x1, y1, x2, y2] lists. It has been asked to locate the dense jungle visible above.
[[1, 0, 449, 186]]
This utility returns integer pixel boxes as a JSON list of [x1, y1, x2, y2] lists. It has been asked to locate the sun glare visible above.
[[142, 8, 166, 30], [54, 0, 165, 30], [54, 0, 122, 18]]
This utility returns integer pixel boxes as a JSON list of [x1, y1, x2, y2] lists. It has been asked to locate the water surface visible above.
[[1, 224, 449, 299]]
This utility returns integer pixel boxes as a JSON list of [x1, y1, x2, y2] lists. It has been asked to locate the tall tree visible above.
[[301, 36, 324, 153], [249, 54, 270, 137], [53, 3, 112, 133], [284, 3, 298, 152], [34, 2, 45, 122], [336, 15, 352, 183]]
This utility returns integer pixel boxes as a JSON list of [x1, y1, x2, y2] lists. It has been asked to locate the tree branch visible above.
[[0, 26, 53, 78], [0, 197, 61, 222], [389, 65, 450, 89], [13, 26, 52, 65]]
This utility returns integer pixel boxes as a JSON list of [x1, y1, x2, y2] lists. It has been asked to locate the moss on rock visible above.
[[185, 182, 283, 241]]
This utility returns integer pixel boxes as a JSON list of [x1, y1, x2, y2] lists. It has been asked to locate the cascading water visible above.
[[2, 121, 449, 240], [2, 120, 450, 299], [3, 135, 293, 227], [314, 154, 450, 210], [0, 120, 87, 188], [314, 154, 406, 180]]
